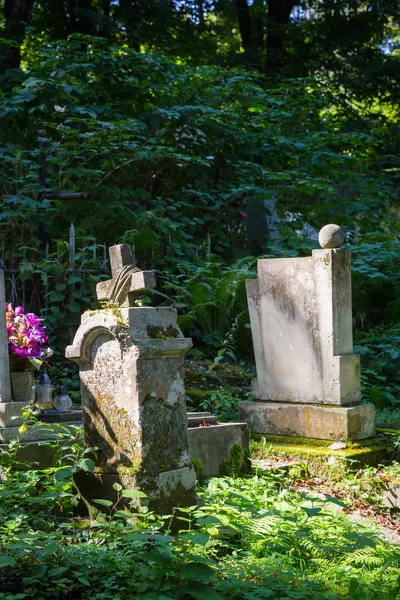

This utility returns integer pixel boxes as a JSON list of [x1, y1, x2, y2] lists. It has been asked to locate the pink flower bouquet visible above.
[[5, 304, 53, 371]]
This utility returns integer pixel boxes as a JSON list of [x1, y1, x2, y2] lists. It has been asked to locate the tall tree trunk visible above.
[[118, 0, 140, 51], [0, 0, 34, 75], [235, 0, 253, 56], [235, 0, 266, 67], [69, 0, 94, 35], [266, 0, 296, 72]]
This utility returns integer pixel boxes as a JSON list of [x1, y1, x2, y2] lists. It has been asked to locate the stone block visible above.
[[239, 401, 375, 441], [0, 401, 28, 427], [188, 422, 249, 477]]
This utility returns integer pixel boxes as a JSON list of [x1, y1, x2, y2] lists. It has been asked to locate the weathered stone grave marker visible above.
[[240, 224, 375, 440], [0, 269, 30, 441], [66, 244, 196, 514], [0, 270, 11, 404]]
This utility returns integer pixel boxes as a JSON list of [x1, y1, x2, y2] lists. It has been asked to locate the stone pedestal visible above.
[[239, 402, 374, 441], [240, 226, 375, 441], [66, 306, 196, 514]]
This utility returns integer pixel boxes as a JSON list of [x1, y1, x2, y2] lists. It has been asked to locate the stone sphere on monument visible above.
[[318, 224, 346, 249]]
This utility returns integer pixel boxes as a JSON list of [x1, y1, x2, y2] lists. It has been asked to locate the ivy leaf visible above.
[[121, 489, 147, 499], [76, 458, 95, 473], [54, 467, 76, 481], [0, 556, 16, 568], [93, 499, 113, 508], [180, 562, 216, 580], [300, 506, 323, 518], [142, 551, 174, 567], [180, 584, 223, 600]]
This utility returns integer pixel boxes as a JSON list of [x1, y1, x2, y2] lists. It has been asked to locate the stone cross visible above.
[[96, 244, 156, 307], [0, 270, 12, 403]]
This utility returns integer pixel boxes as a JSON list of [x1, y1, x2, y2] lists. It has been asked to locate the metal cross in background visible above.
[[38, 130, 92, 202]]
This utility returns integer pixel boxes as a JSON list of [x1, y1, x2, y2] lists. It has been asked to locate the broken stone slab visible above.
[[187, 422, 249, 478], [1, 414, 250, 480], [328, 441, 347, 450], [37, 409, 83, 424], [187, 414, 218, 427], [239, 401, 375, 441], [0, 401, 28, 428]]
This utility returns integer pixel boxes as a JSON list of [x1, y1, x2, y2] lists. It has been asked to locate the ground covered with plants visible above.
[[1, 3, 400, 598], [1, 432, 400, 600]]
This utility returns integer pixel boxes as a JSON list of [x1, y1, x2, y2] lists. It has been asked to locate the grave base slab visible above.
[[0, 402, 27, 428], [239, 401, 375, 441], [251, 434, 390, 481], [0, 421, 82, 443], [74, 465, 196, 518]]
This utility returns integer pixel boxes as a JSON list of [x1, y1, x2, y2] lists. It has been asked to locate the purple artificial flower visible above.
[[25, 313, 43, 327], [5, 303, 51, 368], [15, 346, 29, 357]]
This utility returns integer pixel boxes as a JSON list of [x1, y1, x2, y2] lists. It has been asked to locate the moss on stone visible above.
[[186, 388, 209, 400], [141, 394, 188, 474], [94, 302, 129, 326], [218, 443, 248, 478], [147, 325, 179, 339], [192, 458, 205, 485], [251, 434, 391, 481]]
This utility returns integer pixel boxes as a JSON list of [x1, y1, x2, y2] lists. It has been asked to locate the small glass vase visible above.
[[35, 372, 54, 411], [54, 385, 72, 412]]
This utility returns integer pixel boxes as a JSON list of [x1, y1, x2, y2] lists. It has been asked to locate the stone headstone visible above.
[[0, 269, 33, 441], [239, 224, 375, 441], [245, 197, 280, 250], [0, 270, 11, 404], [66, 245, 196, 514]]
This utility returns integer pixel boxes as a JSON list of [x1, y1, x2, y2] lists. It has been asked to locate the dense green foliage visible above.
[[1, 435, 400, 600], [0, 3, 399, 404]]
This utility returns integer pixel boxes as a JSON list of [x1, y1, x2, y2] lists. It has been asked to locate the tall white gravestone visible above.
[[66, 244, 196, 514], [240, 225, 375, 440]]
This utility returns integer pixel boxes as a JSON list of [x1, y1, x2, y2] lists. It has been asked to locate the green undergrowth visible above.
[[1, 435, 400, 599]]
